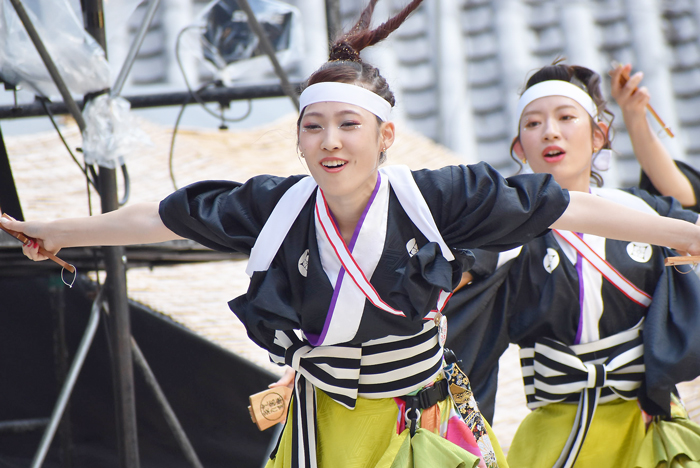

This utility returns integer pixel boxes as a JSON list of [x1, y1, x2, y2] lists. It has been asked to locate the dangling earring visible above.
[[380, 148, 386, 161]]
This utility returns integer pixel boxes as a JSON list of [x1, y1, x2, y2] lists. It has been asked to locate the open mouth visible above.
[[321, 160, 347, 168], [544, 149, 564, 159]]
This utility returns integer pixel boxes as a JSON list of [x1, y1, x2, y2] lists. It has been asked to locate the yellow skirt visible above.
[[266, 389, 509, 468], [507, 399, 700, 468]]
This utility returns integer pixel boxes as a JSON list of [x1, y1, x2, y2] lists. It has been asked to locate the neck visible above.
[[558, 170, 592, 193], [324, 174, 379, 245]]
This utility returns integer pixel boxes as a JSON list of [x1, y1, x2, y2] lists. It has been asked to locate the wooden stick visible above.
[[664, 255, 700, 266], [611, 63, 674, 138], [0, 213, 76, 273]]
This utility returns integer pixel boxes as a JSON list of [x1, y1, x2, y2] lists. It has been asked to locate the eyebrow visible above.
[[522, 104, 581, 118], [303, 109, 363, 118]]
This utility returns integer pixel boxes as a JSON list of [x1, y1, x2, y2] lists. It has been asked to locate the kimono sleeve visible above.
[[444, 259, 515, 423], [640, 160, 700, 213], [158, 174, 307, 254], [412, 162, 570, 251], [638, 248, 700, 415], [624, 187, 699, 223]]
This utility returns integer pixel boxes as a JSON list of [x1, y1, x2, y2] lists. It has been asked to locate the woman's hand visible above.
[[269, 367, 295, 389], [609, 64, 696, 207], [0, 216, 59, 261], [610, 63, 650, 123], [685, 232, 700, 257]]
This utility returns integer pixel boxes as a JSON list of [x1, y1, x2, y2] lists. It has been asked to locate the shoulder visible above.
[[158, 173, 311, 234], [616, 187, 698, 223], [594, 187, 659, 215], [167, 174, 309, 204], [409, 162, 501, 184]]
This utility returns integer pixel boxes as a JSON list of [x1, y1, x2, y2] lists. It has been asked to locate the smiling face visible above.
[[514, 95, 606, 192], [298, 100, 395, 207]]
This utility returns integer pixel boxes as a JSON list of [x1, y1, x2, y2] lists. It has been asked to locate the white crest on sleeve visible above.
[[626, 242, 652, 263], [406, 238, 419, 257], [543, 248, 560, 273], [298, 249, 310, 277]]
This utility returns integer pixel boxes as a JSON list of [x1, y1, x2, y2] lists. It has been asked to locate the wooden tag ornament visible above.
[[248, 386, 292, 431]]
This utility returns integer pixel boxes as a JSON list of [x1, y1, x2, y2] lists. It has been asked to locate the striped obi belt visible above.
[[519, 320, 645, 468], [269, 322, 444, 468]]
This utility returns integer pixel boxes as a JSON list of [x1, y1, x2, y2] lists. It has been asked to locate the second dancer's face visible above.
[[298, 101, 394, 203], [514, 95, 605, 192]]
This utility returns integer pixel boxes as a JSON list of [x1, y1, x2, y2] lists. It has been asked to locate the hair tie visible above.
[[329, 42, 361, 62]]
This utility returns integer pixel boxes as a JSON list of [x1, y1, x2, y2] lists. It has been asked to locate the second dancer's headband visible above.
[[516, 80, 598, 123], [299, 82, 392, 121]]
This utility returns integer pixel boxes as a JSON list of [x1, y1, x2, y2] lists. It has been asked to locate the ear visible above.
[[380, 121, 396, 150], [593, 121, 608, 150], [513, 138, 525, 159]]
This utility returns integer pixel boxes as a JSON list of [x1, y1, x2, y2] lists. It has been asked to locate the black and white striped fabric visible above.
[[519, 321, 645, 468], [270, 322, 443, 468]]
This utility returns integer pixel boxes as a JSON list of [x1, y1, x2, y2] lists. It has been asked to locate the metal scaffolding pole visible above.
[[131, 339, 204, 468], [0, 124, 24, 221], [0, 83, 297, 119], [7, 0, 87, 132], [110, 0, 161, 98], [81, 0, 140, 466], [30, 291, 104, 468], [236, 0, 299, 109]]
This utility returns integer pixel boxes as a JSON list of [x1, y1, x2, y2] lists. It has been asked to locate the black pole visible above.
[[0, 82, 300, 119], [81, 1, 140, 467], [325, 0, 341, 43], [0, 124, 24, 220], [50, 277, 74, 468]]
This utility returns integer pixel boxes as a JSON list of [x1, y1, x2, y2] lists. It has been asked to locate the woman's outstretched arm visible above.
[[552, 191, 700, 253], [610, 64, 696, 207], [0, 202, 181, 261]]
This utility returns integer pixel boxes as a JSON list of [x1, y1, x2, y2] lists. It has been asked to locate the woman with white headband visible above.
[[5, 6, 700, 468], [446, 62, 700, 468]]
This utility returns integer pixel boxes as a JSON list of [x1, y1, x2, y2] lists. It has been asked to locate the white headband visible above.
[[299, 82, 392, 121], [516, 80, 597, 123]]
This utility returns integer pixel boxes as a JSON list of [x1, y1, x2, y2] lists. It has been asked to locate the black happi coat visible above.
[[159, 163, 568, 353], [446, 188, 700, 420]]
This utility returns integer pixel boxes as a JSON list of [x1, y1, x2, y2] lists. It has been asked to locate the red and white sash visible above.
[[553, 229, 652, 308]]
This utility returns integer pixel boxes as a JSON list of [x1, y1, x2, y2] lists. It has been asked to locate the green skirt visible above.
[[507, 399, 700, 468], [265, 389, 509, 468]]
